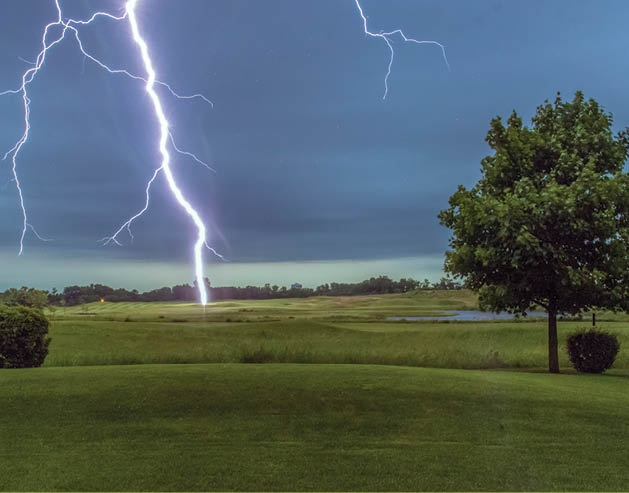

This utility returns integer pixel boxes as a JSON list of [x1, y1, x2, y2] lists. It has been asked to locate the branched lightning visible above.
[[2, 0, 447, 305], [27, 224, 53, 242], [168, 133, 216, 173], [353, 0, 449, 99], [1, 0, 217, 304]]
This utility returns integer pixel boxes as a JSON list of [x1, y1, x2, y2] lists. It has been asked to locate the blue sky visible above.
[[1, 0, 629, 290]]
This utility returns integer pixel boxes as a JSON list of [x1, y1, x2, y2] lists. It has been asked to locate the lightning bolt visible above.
[[2, 1, 447, 306], [125, 0, 213, 305], [1, 0, 217, 305], [354, 0, 449, 99]]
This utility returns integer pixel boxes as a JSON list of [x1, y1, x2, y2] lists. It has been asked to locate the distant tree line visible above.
[[0, 276, 462, 307]]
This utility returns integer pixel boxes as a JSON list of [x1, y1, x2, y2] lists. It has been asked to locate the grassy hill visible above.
[[2, 363, 629, 491]]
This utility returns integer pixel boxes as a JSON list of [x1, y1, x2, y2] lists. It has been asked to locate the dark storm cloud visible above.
[[2, 0, 629, 286]]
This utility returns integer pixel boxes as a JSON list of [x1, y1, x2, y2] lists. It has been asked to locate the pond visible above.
[[388, 310, 547, 321]]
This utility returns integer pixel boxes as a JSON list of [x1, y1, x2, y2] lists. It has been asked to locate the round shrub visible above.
[[566, 329, 620, 374], [0, 305, 50, 368]]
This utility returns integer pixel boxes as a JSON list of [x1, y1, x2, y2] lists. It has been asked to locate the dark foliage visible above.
[[566, 329, 620, 373], [42, 276, 461, 306], [0, 305, 50, 368]]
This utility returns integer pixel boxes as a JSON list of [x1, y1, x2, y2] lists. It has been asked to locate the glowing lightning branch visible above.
[[99, 166, 161, 247], [353, 0, 449, 99], [1, 2, 79, 254], [1, 0, 217, 304]]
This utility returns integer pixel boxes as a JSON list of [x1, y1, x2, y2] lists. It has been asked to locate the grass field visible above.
[[45, 317, 629, 369], [3, 290, 628, 490], [2, 364, 629, 491], [44, 290, 629, 369]]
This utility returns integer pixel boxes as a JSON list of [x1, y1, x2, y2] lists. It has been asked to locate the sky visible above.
[[1, 0, 629, 291]]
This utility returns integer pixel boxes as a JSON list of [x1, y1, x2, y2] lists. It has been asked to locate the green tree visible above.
[[439, 92, 629, 373]]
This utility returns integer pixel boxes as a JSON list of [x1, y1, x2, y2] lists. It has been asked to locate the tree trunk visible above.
[[548, 304, 559, 373]]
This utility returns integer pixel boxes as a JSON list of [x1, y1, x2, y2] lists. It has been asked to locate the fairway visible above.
[[53, 289, 479, 322], [2, 364, 628, 491]]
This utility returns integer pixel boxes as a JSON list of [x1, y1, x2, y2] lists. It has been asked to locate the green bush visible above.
[[566, 329, 620, 374], [0, 305, 50, 368]]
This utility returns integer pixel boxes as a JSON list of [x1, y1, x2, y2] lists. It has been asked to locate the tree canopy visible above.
[[439, 91, 629, 372]]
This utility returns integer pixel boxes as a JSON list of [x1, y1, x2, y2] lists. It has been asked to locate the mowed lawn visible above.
[[2, 364, 629, 491]]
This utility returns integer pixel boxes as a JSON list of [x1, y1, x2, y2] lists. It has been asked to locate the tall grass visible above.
[[45, 318, 629, 370]]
